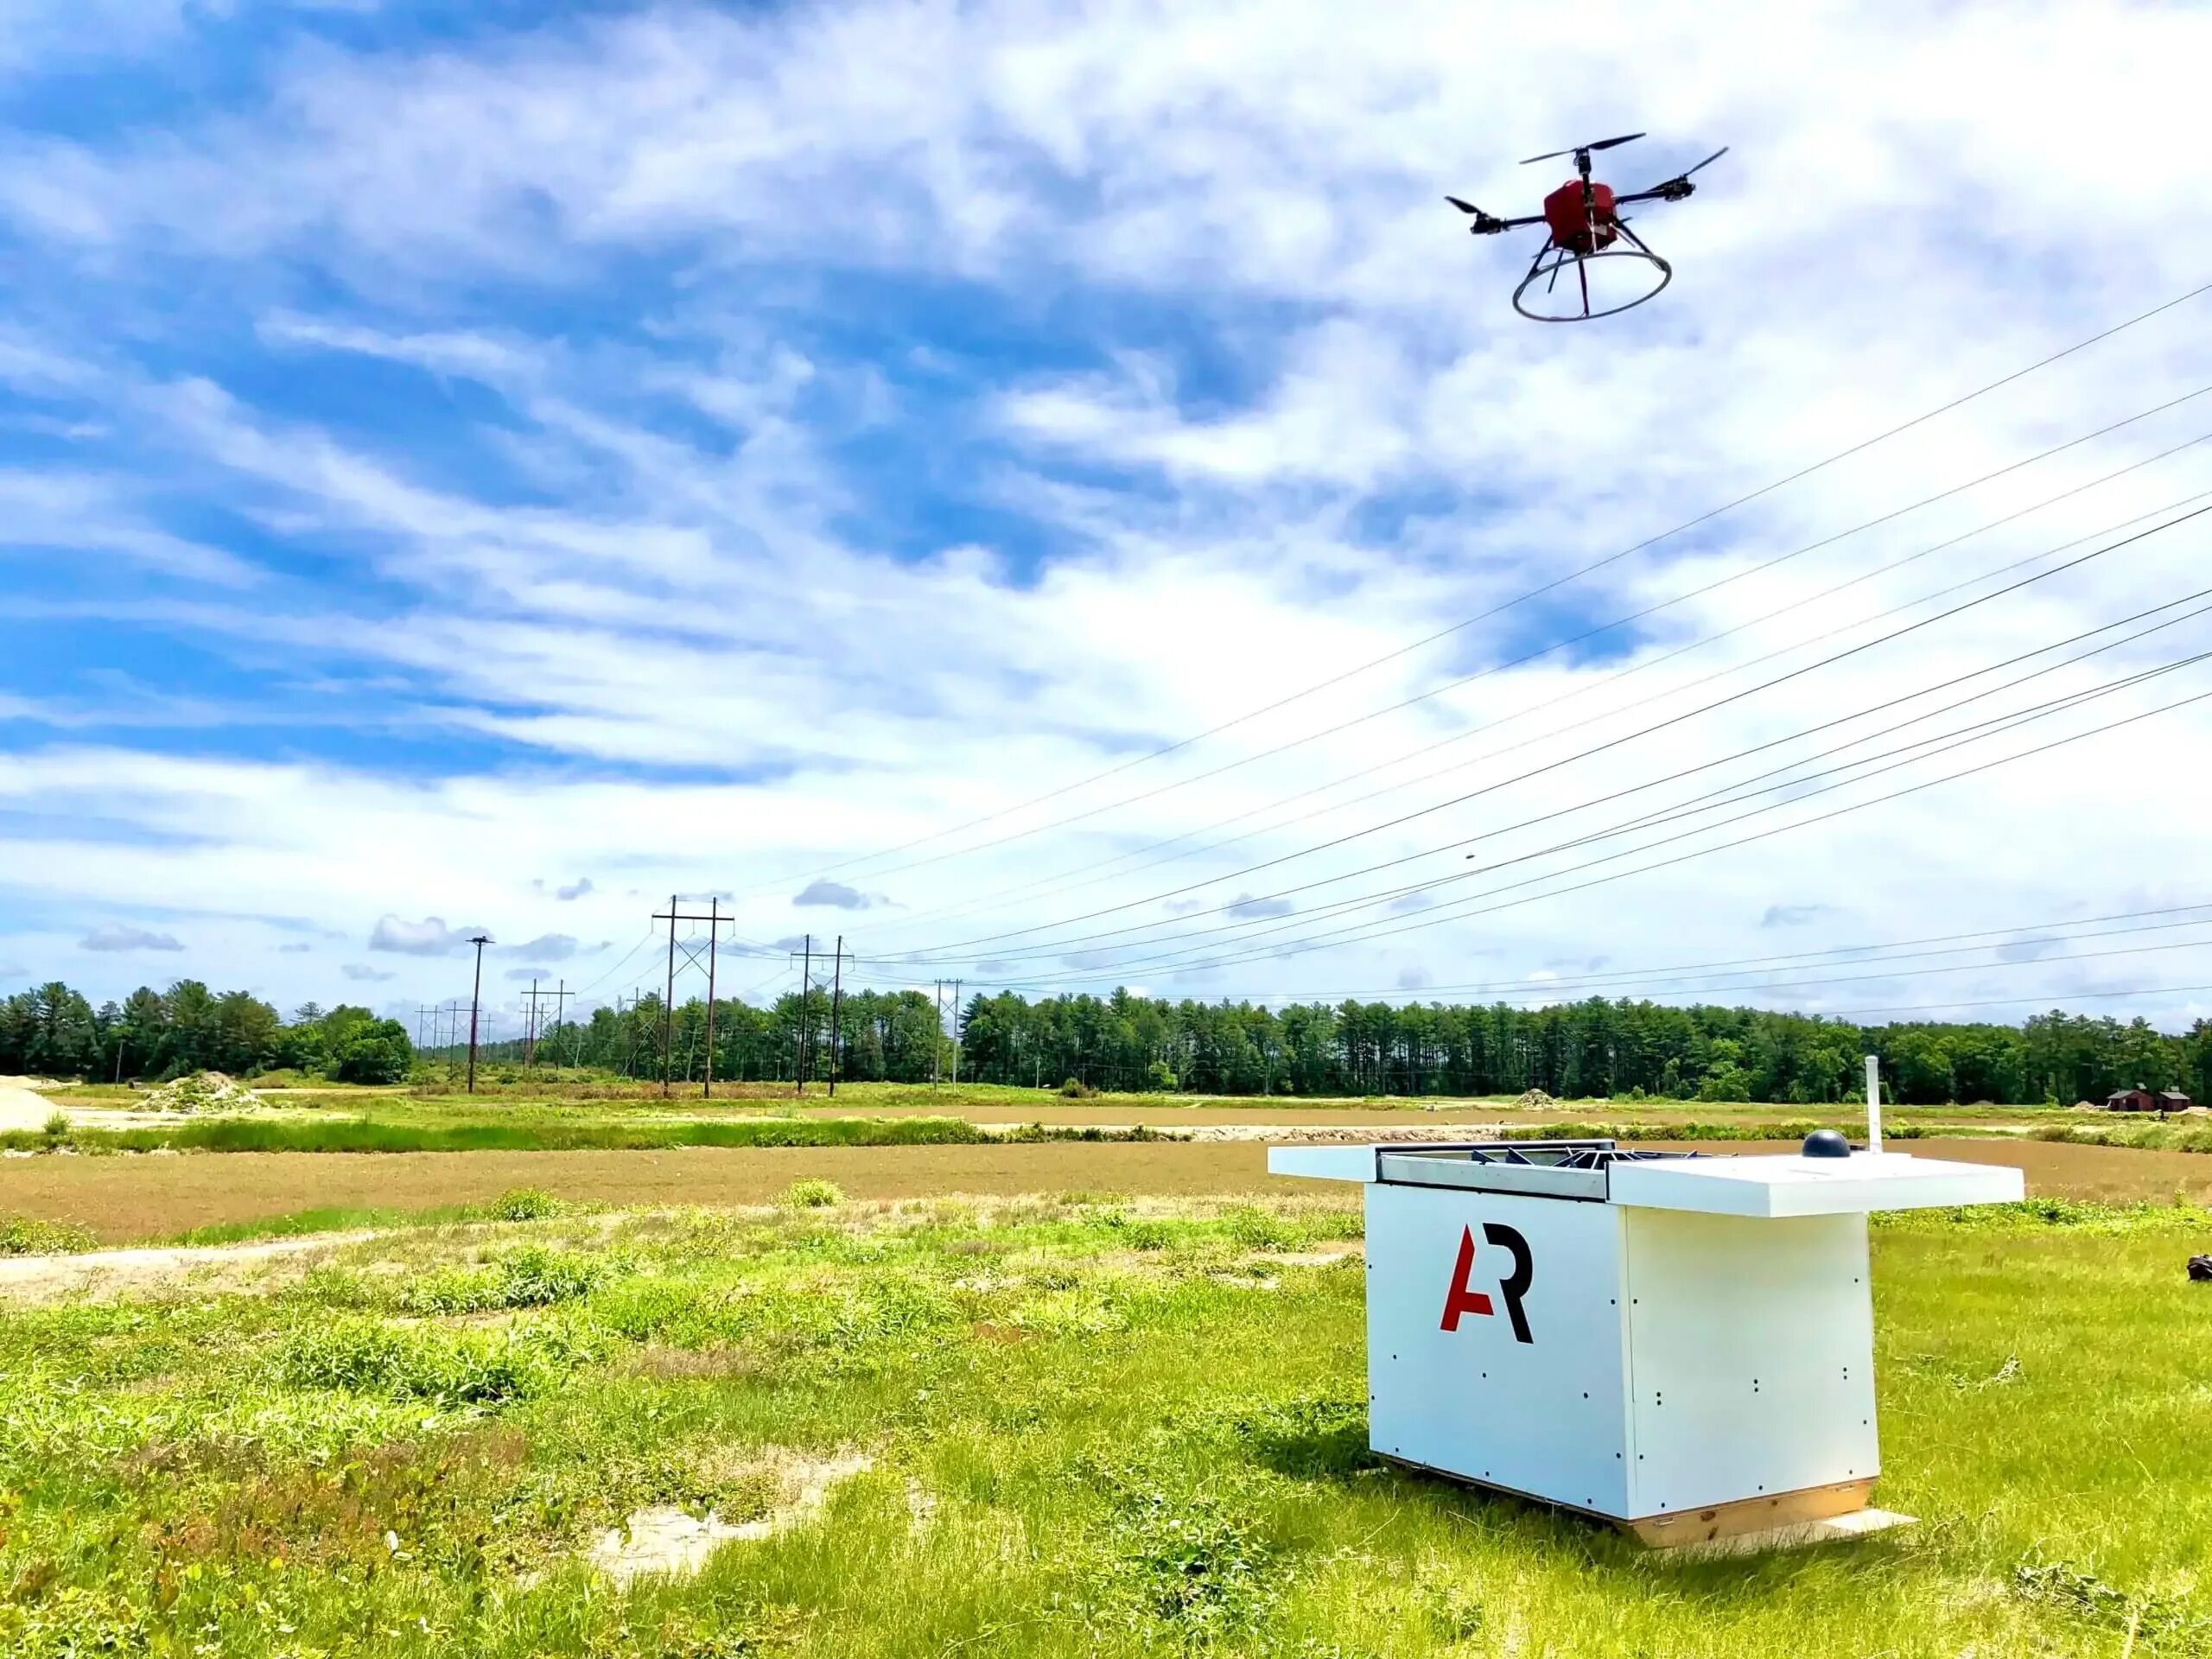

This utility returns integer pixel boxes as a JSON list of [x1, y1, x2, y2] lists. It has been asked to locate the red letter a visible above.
[[1440, 1226, 1494, 1332]]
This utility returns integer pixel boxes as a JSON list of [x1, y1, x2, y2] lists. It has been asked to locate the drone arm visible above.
[[1614, 180, 1694, 206]]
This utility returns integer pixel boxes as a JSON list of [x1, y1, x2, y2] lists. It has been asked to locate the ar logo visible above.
[[1440, 1223, 1535, 1344]]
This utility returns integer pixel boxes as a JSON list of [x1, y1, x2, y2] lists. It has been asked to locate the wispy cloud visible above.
[[368, 915, 486, 956], [3, 0, 2211, 1030], [79, 924, 182, 952], [794, 880, 883, 912], [341, 963, 395, 982]]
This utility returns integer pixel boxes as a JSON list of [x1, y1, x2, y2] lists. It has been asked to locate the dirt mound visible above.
[[588, 1449, 872, 1583], [143, 1071, 263, 1114], [0, 1231, 376, 1302], [1513, 1088, 1557, 1109]]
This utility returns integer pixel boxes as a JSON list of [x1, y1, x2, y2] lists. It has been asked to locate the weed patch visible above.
[[0, 1215, 96, 1255], [274, 1316, 588, 1406]]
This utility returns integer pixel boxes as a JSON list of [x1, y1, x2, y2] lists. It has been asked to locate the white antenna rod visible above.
[[1864, 1053, 1884, 1154]]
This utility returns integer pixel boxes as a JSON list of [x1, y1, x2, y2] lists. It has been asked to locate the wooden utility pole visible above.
[[932, 979, 942, 1085], [702, 898, 720, 1099], [828, 936, 844, 1096], [796, 933, 812, 1097], [651, 897, 730, 1095], [661, 894, 677, 1096], [950, 978, 963, 1087], [466, 935, 492, 1094]]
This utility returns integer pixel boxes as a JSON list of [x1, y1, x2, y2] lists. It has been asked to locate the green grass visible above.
[[2035, 1120, 2212, 1154], [0, 1115, 1187, 1156], [168, 1190, 575, 1247], [0, 1193, 2206, 1656]]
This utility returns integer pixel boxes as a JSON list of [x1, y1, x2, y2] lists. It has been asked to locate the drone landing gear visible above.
[[1510, 220, 1673, 322]]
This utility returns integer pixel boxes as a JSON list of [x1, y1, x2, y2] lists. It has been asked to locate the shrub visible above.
[[781, 1179, 843, 1210], [0, 1215, 97, 1255], [399, 1246, 605, 1314], [488, 1187, 562, 1221], [1058, 1077, 1097, 1099], [41, 1109, 69, 1141], [275, 1318, 577, 1405], [494, 1245, 603, 1306]]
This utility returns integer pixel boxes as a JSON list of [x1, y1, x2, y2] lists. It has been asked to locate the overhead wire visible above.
[[880, 503, 2212, 964], [729, 280, 2212, 900], [934, 599, 2212, 994], [1065, 674, 2212, 986], [867, 439, 2212, 941], [1203, 901, 2212, 1003], [801, 383, 2212, 898], [926, 584, 2212, 972]]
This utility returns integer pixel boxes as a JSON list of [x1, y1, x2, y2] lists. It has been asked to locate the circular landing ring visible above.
[[1512, 245, 1673, 322]]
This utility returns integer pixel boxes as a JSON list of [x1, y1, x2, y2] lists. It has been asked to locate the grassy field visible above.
[[0, 1191, 2206, 1656], [27, 1074, 2173, 1159], [7, 1137, 2212, 1245]]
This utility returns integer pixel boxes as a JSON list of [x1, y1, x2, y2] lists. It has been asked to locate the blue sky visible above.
[[5, 0, 2212, 1032]]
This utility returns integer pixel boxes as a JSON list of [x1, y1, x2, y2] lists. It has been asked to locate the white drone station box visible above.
[[1268, 1138, 2021, 1546]]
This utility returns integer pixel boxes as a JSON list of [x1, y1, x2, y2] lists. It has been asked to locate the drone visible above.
[[1446, 133, 1726, 321]]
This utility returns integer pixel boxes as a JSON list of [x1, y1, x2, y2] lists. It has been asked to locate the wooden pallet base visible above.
[[1624, 1477, 1877, 1548], [1376, 1459, 1907, 1554]]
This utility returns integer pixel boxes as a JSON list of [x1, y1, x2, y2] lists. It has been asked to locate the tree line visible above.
[[10, 977, 2209, 1104], [0, 982, 414, 1084]]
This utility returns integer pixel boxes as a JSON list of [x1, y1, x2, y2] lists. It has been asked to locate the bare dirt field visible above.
[[2, 1135, 2206, 1243]]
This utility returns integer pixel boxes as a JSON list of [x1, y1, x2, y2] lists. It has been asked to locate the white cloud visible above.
[[341, 963, 395, 982], [367, 915, 486, 956], [3, 0, 2212, 1029], [79, 925, 183, 952], [794, 880, 884, 912]]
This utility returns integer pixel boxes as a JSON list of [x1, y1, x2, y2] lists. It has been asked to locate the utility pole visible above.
[[950, 977, 963, 1087], [828, 936, 844, 1096], [550, 980, 570, 1071], [662, 893, 677, 1096], [702, 897, 720, 1099], [466, 934, 492, 1094], [651, 896, 730, 1096], [932, 979, 942, 1085], [797, 933, 812, 1098], [518, 980, 569, 1076]]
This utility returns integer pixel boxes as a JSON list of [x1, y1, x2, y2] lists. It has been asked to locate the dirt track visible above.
[[0, 1137, 2206, 1243]]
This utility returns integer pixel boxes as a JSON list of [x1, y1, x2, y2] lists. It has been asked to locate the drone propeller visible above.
[[1444, 195, 1484, 214], [1680, 145, 1729, 179], [1520, 131, 1643, 165]]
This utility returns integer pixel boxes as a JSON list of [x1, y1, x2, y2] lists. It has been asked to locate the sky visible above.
[[4, 0, 2212, 1035]]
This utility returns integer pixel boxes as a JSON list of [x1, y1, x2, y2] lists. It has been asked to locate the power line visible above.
[[943, 625, 2212, 994], [886, 505, 2212, 966], [869, 445, 2212, 943], [1071, 673, 2212, 987], [1824, 980, 2212, 1021], [734, 281, 2212, 899], [803, 384, 2212, 901], [1210, 902, 2212, 1003], [947, 594, 2212, 975]]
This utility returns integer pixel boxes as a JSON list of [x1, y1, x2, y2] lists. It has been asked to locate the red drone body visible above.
[[1542, 178, 1618, 254], [1446, 133, 1726, 321]]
